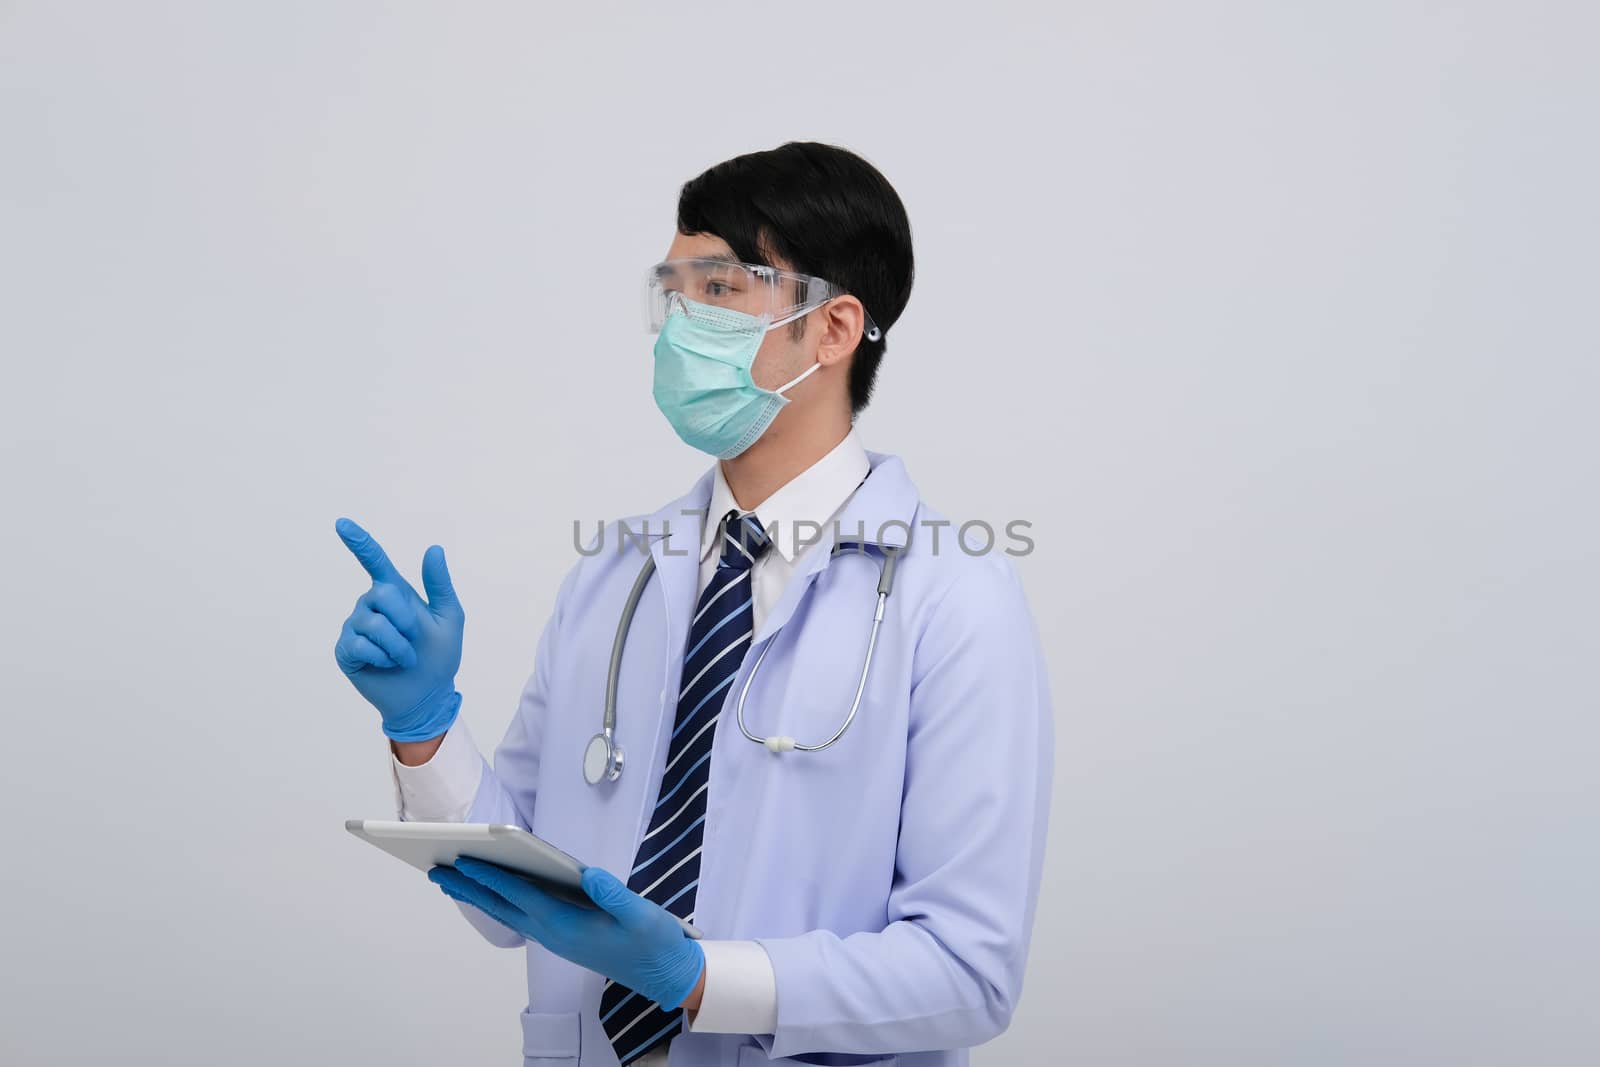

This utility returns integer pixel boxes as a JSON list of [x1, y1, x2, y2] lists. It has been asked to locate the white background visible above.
[[1, 2, 1595, 1064]]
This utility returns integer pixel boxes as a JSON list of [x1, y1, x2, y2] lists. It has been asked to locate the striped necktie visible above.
[[601, 509, 771, 1064]]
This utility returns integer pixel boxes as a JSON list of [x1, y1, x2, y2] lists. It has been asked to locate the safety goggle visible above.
[[644, 256, 882, 341]]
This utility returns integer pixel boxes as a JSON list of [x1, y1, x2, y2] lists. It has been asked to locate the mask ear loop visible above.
[[764, 299, 822, 395], [765, 293, 883, 379], [764, 294, 884, 395], [772, 359, 822, 395]]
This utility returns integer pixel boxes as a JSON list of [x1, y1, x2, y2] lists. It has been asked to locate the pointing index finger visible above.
[[335, 517, 405, 585]]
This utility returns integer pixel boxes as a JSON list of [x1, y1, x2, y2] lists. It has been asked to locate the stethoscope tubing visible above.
[[733, 545, 897, 752], [603, 552, 659, 736], [587, 539, 898, 783]]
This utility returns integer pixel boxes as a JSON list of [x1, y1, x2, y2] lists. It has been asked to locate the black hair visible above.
[[675, 141, 914, 415]]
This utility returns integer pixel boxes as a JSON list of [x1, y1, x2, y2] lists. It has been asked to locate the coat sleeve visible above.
[[448, 553, 585, 948], [752, 556, 1055, 1057]]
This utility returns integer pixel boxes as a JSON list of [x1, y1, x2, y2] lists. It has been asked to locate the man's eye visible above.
[[706, 281, 732, 296]]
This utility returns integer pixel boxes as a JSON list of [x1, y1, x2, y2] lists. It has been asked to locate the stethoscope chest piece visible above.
[[583, 731, 623, 785]]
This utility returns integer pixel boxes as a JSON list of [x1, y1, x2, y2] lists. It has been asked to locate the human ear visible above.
[[815, 296, 869, 367]]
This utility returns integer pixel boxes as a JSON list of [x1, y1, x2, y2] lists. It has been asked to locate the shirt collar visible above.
[[698, 427, 872, 565]]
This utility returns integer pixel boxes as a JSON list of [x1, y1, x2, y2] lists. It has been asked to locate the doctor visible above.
[[333, 141, 1054, 1066]]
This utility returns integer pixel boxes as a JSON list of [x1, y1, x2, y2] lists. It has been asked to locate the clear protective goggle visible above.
[[644, 256, 882, 342]]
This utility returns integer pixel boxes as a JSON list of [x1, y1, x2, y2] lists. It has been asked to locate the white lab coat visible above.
[[451, 450, 1054, 1066]]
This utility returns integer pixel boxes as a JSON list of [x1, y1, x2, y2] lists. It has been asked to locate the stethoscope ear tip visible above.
[[764, 735, 797, 754]]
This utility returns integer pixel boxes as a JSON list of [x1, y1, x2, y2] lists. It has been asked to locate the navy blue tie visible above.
[[600, 509, 770, 1064]]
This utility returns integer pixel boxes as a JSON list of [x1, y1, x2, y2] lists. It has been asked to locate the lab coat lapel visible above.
[[751, 450, 920, 646], [643, 467, 715, 683]]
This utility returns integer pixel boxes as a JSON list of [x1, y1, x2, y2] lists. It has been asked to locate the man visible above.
[[334, 141, 1054, 1066]]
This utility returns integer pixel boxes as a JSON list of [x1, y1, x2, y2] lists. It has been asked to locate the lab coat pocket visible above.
[[737, 1045, 898, 1067], [520, 1008, 580, 1064]]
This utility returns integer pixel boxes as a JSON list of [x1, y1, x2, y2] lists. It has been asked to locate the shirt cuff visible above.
[[390, 718, 485, 822], [686, 940, 778, 1035]]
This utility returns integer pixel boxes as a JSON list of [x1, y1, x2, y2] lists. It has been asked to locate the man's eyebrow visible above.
[[683, 252, 743, 268], [653, 252, 744, 278]]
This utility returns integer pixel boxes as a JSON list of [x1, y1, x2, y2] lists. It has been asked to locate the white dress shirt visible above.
[[391, 428, 871, 1062]]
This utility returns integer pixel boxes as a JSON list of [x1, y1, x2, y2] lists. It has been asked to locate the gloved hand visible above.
[[430, 857, 706, 1011], [332, 517, 464, 742]]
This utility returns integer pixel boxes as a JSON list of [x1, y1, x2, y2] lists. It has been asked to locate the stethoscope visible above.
[[582, 534, 903, 786]]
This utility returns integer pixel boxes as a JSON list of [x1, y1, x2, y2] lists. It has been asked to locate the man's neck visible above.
[[720, 412, 852, 511]]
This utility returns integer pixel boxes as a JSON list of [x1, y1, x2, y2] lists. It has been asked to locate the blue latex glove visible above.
[[332, 517, 464, 742], [430, 857, 706, 1011]]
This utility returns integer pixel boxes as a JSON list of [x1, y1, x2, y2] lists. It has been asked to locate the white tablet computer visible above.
[[345, 819, 702, 939]]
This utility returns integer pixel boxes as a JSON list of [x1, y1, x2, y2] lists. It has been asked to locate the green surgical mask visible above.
[[651, 294, 820, 459]]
